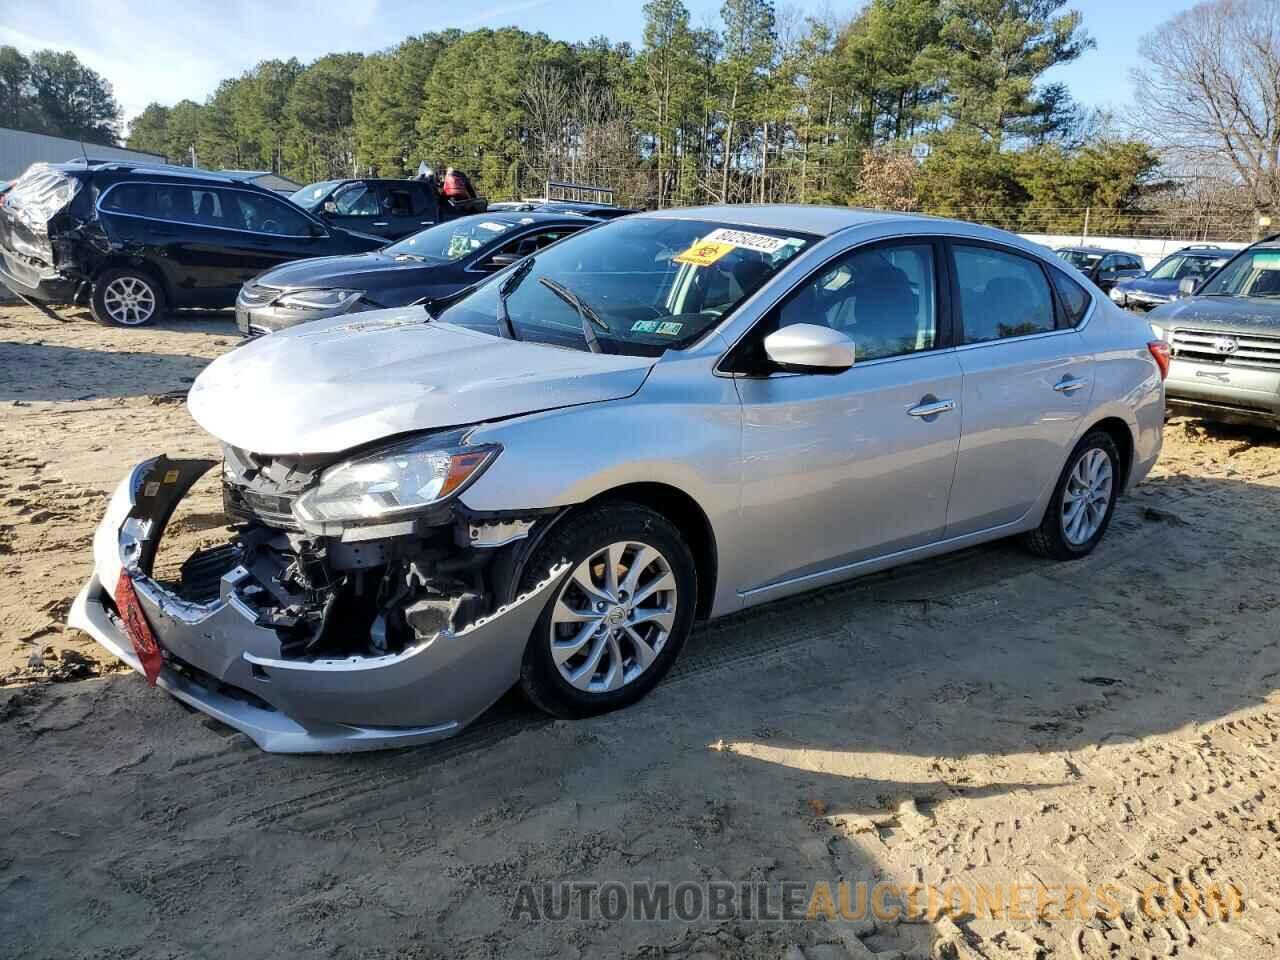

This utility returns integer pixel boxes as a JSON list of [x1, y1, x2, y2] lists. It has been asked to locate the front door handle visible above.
[[1053, 376, 1090, 394], [907, 397, 956, 418], [373, 221, 389, 227]]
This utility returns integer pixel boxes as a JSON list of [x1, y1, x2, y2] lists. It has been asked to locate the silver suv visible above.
[[1149, 239, 1280, 429], [70, 206, 1167, 753]]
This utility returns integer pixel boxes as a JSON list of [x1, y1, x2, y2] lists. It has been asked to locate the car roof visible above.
[[470, 211, 594, 227], [638, 204, 942, 237], [47, 160, 280, 189], [1057, 245, 1128, 254]]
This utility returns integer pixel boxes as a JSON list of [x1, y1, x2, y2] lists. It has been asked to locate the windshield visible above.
[[384, 217, 523, 263], [438, 217, 817, 355], [1148, 253, 1228, 281], [289, 180, 343, 211], [1057, 249, 1103, 269], [1198, 249, 1280, 298]]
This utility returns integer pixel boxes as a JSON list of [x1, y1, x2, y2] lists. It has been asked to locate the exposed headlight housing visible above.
[[293, 434, 500, 526], [276, 288, 364, 311]]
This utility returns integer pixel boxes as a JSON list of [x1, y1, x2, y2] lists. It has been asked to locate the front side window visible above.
[[773, 242, 937, 362], [955, 245, 1056, 343], [332, 183, 380, 217], [440, 217, 817, 355], [1198, 248, 1280, 298], [227, 192, 312, 236]]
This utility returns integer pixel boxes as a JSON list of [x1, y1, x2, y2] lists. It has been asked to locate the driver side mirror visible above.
[[482, 252, 523, 272], [1178, 276, 1199, 297], [307, 222, 327, 239], [763, 324, 855, 374]]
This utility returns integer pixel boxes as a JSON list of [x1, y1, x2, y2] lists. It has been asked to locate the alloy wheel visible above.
[[1061, 447, 1113, 545], [102, 276, 157, 325], [548, 540, 678, 694]]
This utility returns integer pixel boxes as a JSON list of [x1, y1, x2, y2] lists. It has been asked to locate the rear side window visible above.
[[1050, 269, 1091, 328], [954, 245, 1056, 343], [149, 184, 226, 225], [386, 185, 431, 216]]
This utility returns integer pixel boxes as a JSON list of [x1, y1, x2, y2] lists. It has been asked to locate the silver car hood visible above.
[[188, 310, 655, 454]]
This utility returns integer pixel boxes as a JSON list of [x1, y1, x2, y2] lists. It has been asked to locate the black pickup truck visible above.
[[288, 178, 487, 241]]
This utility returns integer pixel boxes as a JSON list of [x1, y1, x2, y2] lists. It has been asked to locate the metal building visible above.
[[0, 126, 164, 182]]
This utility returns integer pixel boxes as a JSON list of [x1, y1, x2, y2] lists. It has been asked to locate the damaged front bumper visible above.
[[68, 457, 566, 753]]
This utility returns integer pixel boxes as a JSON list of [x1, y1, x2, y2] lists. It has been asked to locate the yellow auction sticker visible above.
[[673, 240, 737, 267]]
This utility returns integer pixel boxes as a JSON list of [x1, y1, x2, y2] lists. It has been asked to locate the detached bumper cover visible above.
[[68, 457, 566, 753]]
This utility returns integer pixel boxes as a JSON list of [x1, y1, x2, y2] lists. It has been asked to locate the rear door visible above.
[[132, 183, 243, 306], [382, 182, 439, 238], [944, 241, 1095, 538]]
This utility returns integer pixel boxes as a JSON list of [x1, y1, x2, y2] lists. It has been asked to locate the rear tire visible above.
[[518, 503, 696, 719], [92, 268, 164, 326], [1024, 430, 1121, 560]]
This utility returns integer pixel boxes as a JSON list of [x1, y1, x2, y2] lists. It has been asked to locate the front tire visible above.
[[1024, 430, 1121, 560], [92, 268, 164, 326], [518, 503, 697, 719]]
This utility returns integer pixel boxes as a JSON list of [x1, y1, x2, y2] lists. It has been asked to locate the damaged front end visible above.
[[69, 448, 568, 753]]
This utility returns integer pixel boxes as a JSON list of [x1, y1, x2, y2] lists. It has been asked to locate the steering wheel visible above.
[[261, 219, 281, 234]]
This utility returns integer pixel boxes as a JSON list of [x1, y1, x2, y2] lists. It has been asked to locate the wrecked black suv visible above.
[[0, 161, 384, 326]]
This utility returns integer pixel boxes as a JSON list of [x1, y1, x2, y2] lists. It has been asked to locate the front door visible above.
[[325, 181, 388, 237], [944, 241, 1096, 537], [727, 239, 964, 598]]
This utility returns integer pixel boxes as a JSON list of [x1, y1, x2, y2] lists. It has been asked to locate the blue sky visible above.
[[0, 0, 1196, 125]]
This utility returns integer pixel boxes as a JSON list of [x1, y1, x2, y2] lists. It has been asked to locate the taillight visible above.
[[1148, 341, 1171, 380]]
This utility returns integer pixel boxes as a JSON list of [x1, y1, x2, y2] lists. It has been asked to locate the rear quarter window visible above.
[[1050, 269, 1092, 328]]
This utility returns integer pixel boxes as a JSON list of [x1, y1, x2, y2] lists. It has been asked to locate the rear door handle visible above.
[[907, 398, 956, 418], [1053, 376, 1090, 393]]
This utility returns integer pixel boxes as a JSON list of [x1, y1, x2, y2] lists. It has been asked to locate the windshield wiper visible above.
[[495, 257, 535, 341], [539, 277, 609, 354]]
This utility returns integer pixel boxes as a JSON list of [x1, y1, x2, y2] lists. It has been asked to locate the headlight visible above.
[[1109, 286, 1126, 302], [293, 434, 500, 526], [1149, 322, 1168, 341], [276, 288, 364, 311]]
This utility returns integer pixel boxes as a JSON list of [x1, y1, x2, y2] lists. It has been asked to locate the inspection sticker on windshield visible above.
[[673, 228, 790, 266], [673, 240, 736, 267], [631, 320, 659, 333], [656, 321, 683, 336]]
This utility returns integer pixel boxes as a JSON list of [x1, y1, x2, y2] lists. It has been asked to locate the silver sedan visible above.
[[70, 205, 1167, 752]]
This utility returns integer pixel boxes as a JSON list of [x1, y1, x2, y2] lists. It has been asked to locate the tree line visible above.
[[7, 0, 1278, 239], [0, 45, 122, 144]]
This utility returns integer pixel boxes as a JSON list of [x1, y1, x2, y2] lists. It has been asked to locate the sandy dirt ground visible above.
[[2, 302, 1280, 960]]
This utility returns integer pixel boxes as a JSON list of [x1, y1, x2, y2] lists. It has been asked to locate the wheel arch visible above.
[[584, 482, 719, 621], [95, 257, 171, 304], [1084, 415, 1135, 491]]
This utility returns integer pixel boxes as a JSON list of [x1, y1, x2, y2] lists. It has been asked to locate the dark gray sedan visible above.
[[235, 212, 595, 336]]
